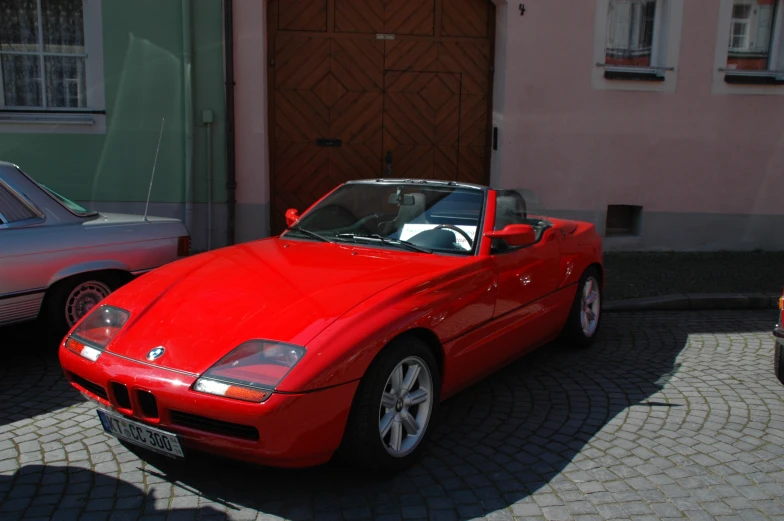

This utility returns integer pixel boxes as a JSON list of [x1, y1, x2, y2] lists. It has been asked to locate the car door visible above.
[[489, 191, 562, 355]]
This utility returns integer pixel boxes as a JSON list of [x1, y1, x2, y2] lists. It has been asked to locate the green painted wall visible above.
[[0, 0, 226, 206]]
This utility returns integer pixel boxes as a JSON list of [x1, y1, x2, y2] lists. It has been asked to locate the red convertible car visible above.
[[59, 179, 604, 471]]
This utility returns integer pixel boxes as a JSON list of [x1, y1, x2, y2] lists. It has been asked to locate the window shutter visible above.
[[756, 4, 773, 52], [611, 0, 632, 49]]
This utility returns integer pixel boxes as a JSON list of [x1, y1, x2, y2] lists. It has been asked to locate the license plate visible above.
[[97, 409, 184, 458]]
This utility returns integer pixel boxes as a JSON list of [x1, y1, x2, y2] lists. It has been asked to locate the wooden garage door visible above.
[[267, 0, 495, 233]]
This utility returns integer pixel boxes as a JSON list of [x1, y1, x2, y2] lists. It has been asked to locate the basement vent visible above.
[[605, 205, 642, 237]]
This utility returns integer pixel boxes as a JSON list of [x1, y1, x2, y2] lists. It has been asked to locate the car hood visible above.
[[102, 237, 455, 375]]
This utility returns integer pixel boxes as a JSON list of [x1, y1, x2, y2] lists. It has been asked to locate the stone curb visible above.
[[603, 292, 781, 312]]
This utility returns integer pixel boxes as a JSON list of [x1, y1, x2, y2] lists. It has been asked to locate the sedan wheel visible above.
[[65, 280, 113, 328], [379, 356, 433, 458], [337, 336, 440, 472], [43, 272, 124, 341]]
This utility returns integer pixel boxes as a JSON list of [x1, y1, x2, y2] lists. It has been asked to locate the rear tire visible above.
[[42, 272, 126, 341], [561, 266, 603, 348], [336, 335, 440, 472]]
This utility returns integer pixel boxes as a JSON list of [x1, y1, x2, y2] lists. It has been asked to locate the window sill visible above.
[[0, 111, 106, 134], [722, 71, 784, 85], [592, 63, 676, 92], [601, 65, 668, 82], [604, 69, 665, 82]]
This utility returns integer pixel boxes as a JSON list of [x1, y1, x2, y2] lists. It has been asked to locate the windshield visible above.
[[284, 182, 486, 255], [39, 184, 97, 217]]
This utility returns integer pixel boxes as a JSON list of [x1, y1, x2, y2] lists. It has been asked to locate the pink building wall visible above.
[[233, 0, 784, 251]]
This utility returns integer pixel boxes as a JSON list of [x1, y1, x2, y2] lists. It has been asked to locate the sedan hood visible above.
[[103, 238, 453, 375]]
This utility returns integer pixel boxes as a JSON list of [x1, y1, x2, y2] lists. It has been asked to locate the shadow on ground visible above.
[[0, 311, 778, 519], [0, 322, 84, 428]]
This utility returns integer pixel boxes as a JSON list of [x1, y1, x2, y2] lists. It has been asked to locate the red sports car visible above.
[[59, 179, 604, 471]]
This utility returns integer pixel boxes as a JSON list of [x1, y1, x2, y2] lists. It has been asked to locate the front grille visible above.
[[137, 391, 159, 419], [170, 410, 259, 441], [111, 382, 132, 409], [68, 372, 108, 401]]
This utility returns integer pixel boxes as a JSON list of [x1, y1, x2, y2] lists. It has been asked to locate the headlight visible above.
[[65, 305, 130, 362], [192, 340, 306, 403]]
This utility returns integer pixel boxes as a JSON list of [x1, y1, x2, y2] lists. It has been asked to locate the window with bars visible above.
[[606, 0, 658, 67], [726, 0, 783, 72], [594, 0, 684, 91], [0, 0, 88, 110]]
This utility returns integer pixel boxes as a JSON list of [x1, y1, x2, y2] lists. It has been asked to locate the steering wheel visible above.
[[434, 224, 474, 248]]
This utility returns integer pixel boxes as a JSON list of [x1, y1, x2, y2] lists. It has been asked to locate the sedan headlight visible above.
[[192, 340, 306, 403], [65, 305, 130, 362]]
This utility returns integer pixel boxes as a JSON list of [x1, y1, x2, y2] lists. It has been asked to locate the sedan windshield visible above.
[[283, 182, 485, 255]]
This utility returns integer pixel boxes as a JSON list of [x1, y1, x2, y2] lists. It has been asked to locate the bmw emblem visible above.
[[146, 347, 165, 361]]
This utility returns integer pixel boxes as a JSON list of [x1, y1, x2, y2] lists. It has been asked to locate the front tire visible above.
[[337, 335, 441, 472], [561, 267, 602, 348], [775, 341, 784, 385]]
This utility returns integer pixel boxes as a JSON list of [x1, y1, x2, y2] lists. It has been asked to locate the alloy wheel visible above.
[[580, 276, 600, 337], [378, 356, 433, 457]]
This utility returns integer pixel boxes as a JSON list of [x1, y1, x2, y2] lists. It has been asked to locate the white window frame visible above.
[[592, 0, 685, 93], [713, 0, 784, 95], [0, 0, 106, 134]]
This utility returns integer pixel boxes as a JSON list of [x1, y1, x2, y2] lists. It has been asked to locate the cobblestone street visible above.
[[1, 310, 783, 521]]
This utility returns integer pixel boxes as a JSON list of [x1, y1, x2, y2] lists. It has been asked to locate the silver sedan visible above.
[[0, 161, 191, 336]]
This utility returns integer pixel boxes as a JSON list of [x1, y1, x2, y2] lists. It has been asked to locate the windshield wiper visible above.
[[335, 233, 433, 254], [286, 226, 333, 243]]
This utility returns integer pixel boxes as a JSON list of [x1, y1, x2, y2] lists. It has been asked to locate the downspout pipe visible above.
[[182, 0, 195, 236], [223, 0, 237, 246]]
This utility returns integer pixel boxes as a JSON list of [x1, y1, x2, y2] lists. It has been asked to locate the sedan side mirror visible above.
[[285, 208, 299, 227], [485, 224, 536, 247]]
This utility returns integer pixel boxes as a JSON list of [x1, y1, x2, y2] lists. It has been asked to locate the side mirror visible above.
[[485, 224, 536, 247], [285, 208, 299, 227]]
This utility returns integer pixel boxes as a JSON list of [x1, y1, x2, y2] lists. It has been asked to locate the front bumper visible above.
[[59, 341, 359, 468]]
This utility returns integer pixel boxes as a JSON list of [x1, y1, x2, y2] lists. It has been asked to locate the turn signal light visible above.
[[65, 337, 102, 362], [177, 235, 191, 257], [779, 292, 784, 326], [193, 378, 271, 403]]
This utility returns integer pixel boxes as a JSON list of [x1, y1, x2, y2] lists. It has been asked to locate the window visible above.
[[605, 205, 642, 237], [592, 0, 685, 92], [713, 0, 784, 92], [606, 0, 657, 67], [726, 0, 782, 77], [0, 181, 39, 224], [0, 0, 105, 132]]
